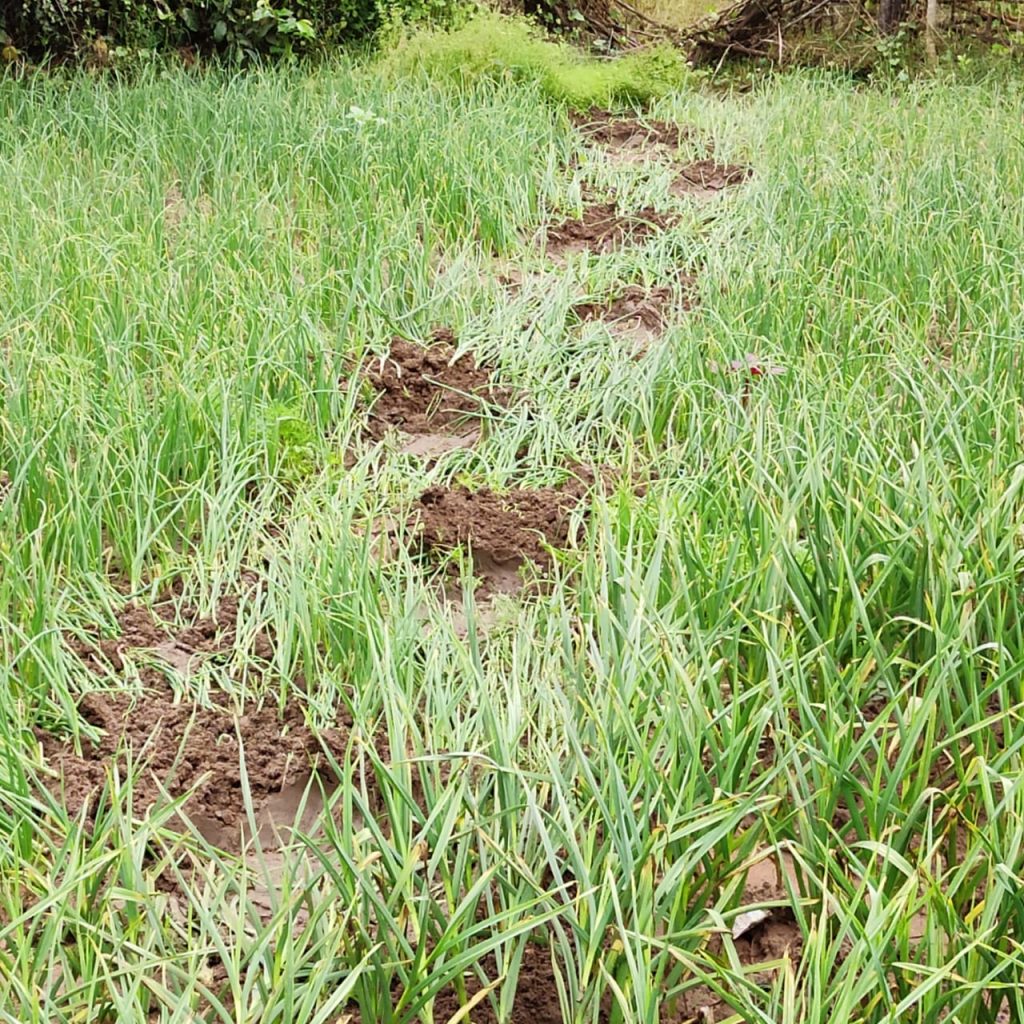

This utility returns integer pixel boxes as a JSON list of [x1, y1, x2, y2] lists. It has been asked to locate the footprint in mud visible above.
[[542, 203, 677, 261], [571, 108, 692, 165], [187, 770, 341, 927], [411, 478, 592, 599], [364, 330, 510, 460], [571, 273, 696, 353]]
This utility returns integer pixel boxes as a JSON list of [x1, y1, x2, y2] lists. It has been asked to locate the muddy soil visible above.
[[543, 203, 676, 259], [412, 479, 591, 593], [572, 275, 695, 348], [68, 586, 273, 685], [671, 159, 752, 197], [662, 854, 804, 1022], [421, 942, 579, 1024], [571, 109, 691, 154], [365, 332, 508, 457], [39, 594, 349, 852]]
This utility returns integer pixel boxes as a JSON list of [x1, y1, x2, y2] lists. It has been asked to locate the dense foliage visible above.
[[0, 0, 468, 59], [4, 60, 1024, 1022]]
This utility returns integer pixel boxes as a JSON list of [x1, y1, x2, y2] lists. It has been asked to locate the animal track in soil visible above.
[[364, 328, 511, 459]]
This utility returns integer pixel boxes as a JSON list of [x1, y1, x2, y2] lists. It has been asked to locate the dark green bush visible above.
[[0, 0, 468, 61]]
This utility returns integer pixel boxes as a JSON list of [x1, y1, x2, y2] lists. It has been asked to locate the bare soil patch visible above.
[[411, 478, 591, 593], [665, 854, 804, 1022], [671, 159, 752, 197], [422, 942, 575, 1024], [572, 274, 695, 349], [571, 108, 691, 157], [544, 203, 676, 259], [398, 856, 803, 1024], [39, 593, 350, 852], [365, 331, 509, 458], [163, 181, 214, 254]]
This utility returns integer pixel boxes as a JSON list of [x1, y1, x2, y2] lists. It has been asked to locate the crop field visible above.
[[1, 54, 1024, 1024]]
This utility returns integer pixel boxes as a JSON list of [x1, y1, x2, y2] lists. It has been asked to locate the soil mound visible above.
[[68, 588, 273, 685], [571, 109, 691, 153], [672, 159, 752, 196], [366, 332, 508, 449], [544, 204, 675, 259], [572, 276, 695, 340], [40, 685, 325, 851], [412, 479, 591, 590], [39, 594, 349, 851]]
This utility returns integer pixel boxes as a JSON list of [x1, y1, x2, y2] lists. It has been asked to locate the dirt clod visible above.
[[571, 109, 691, 153], [544, 203, 675, 259], [39, 595, 346, 852], [412, 479, 591, 590], [365, 333, 508, 454], [572, 274, 695, 348], [671, 160, 752, 197], [422, 942, 568, 1024]]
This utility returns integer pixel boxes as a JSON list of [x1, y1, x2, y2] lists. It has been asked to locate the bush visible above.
[[387, 12, 691, 108], [0, 0, 467, 61]]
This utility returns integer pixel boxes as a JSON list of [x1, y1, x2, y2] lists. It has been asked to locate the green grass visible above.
[[2, 52, 1024, 1024], [386, 13, 691, 108]]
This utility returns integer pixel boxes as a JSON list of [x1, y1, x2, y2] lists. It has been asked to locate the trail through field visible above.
[[21, 69, 1019, 1024]]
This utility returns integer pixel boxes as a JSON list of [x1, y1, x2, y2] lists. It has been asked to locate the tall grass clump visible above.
[[387, 13, 691, 108]]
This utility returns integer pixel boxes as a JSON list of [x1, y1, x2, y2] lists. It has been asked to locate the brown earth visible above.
[[572, 275, 695, 348], [569, 109, 751, 204], [416, 942, 568, 1024], [365, 331, 509, 457], [671, 159, 752, 197], [543, 204, 676, 259], [571, 108, 691, 154], [38, 592, 350, 852], [412, 478, 592, 593]]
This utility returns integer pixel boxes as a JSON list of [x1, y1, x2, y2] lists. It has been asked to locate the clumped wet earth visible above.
[[572, 273, 695, 348], [412, 478, 591, 594], [570, 108, 692, 151], [365, 330, 510, 455], [671, 158, 752, 196], [571, 109, 752, 200], [543, 202, 677, 259], [39, 593, 350, 851]]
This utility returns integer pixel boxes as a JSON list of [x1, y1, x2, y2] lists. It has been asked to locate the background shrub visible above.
[[0, 0, 468, 60]]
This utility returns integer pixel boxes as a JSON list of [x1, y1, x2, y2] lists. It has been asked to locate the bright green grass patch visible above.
[[387, 12, 691, 108]]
